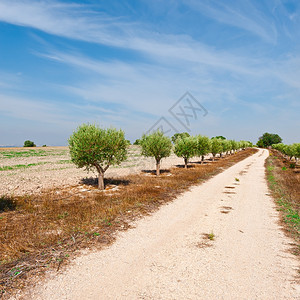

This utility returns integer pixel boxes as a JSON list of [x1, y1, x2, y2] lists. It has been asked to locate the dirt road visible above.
[[25, 149, 299, 299]]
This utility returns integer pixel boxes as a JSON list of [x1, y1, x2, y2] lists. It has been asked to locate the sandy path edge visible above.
[[17, 148, 299, 299]]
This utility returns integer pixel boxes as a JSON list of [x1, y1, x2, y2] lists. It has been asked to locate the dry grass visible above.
[[266, 150, 300, 256], [0, 148, 257, 297]]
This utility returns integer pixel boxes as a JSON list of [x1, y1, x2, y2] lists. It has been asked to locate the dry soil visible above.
[[17, 148, 299, 299]]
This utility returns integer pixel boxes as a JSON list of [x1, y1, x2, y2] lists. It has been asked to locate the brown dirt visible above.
[[0, 146, 185, 196], [12, 149, 300, 299]]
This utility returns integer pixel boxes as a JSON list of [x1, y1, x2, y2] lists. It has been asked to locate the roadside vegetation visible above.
[[0, 148, 256, 296], [266, 149, 300, 255]]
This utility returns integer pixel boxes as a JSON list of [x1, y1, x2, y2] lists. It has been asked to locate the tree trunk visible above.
[[98, 172, 104, 190], [219, 153, 222, 158], [156, 160, 160, 176], [212, 154, 215, 161], [184, 158, 188, 168], [201, 155, 204, 164]]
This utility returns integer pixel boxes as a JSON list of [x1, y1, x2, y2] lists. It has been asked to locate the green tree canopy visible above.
[[174, 136, 197, 168], [23, 140, 36, 147], [221, 139, 231, 156], [195, 135, 211, 163], [258, 132, 282, 148], [229, 140, 238, 152], [295, 144, 300, 160], [284, 144, 297, 160], [273, 142, 300, 161], [140, 130, 172, 175], [68, 124, 128, 189], [211, 138, 223, 160], [212, 136, 226, 140], [171, 132, 190, 144]]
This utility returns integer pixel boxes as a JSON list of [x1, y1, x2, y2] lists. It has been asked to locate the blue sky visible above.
[[0, 0, 299, 146]]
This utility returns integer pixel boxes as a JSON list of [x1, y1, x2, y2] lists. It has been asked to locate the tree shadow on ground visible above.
[[141, 169, 170, 175], [0, 196, 17, 212], [80, 177, 130, 187], [189, 160, 210, 165], [175, 164, 195, 169]]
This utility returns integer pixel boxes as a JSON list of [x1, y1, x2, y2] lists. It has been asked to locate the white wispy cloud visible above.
[[0, 0, 138, 49], [1, 0, 296, 83], [183, 0, 278, 44], [0, 0, 299, 144], [0, 71, 23, 89], [33, 46, 300, 122], [0, 93, 75, 125], [0, 0, 275, 70]]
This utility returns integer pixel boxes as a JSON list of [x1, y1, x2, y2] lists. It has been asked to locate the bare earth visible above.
[[18, 148, 299, 299], [0, 146, 187, 196]]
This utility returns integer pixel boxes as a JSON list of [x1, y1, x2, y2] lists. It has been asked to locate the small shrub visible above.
[[208, 233, 215, 240]]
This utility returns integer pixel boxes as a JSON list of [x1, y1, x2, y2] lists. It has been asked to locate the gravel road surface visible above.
[[23, 148, 299, 299]]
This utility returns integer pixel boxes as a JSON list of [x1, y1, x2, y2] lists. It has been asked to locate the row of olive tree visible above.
[[174, 135, 252, 168], [68, 124, 252, 189], [138, 132, 251, 174], [272, 143, 300, 162]]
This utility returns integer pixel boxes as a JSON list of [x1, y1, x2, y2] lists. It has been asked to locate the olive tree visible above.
[[171, 132, 190, 144], [221, 139, 231, 157], [295, 143, 300, 164], [68, 124, 128, 190], [174, 136, 197, 168], [272, 143, 285, 152], [272, 143, 287, 159], [211, 138, 223, 161], [195, 135, 211, 163], [140, 130, 172, 175], [284, 144, 297, 160], [229, 140, 238, 154]]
